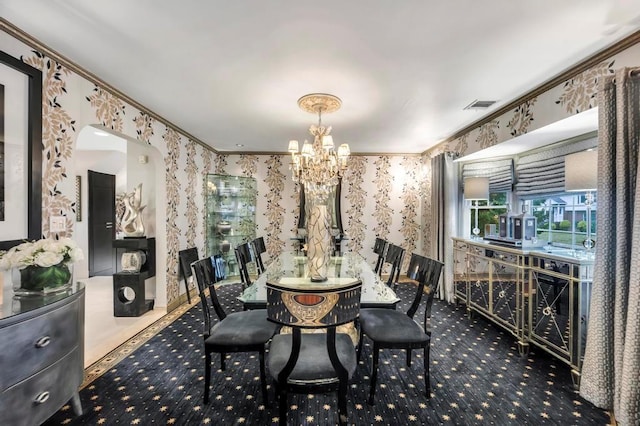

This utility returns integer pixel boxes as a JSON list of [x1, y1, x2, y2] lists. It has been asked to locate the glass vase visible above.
[[12, 263, 74, 296]]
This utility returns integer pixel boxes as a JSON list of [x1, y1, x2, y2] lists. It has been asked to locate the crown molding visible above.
[[1, 18, 218, 154]]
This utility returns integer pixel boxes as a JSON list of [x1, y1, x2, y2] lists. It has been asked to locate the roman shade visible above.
[[461, 159, 514, 193], [515, 135, 597, 198]]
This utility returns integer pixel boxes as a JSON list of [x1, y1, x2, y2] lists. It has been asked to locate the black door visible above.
[[88, 170, 116, 276]]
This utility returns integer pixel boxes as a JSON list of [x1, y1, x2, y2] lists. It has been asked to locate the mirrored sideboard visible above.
[[452, 238, 594, 387]]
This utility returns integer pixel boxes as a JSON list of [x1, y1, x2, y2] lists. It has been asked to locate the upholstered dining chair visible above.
[[191, 257, 278, 404], [251, 236, 267, 274], [373, 237, 388, 275], [379, 243, 405, 288], [178, 247, 199, 304], [266, 280, 362, 426], [357, 253, 444, 405]]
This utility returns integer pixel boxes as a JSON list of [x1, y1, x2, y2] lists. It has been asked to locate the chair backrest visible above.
[[251, 236, 267, 274], [266, 281, 362, 384], [373, 238, 388, 274], [403, 253, 444, 334], [235, 242, 254, 286], [178, 247, 199, 284], [384, 243, 405, 286], [191, 257, 226, 335]]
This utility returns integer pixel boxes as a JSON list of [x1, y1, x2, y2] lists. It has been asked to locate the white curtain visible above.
[[431, 153, 458, 303], [580, 67, 640, 426]]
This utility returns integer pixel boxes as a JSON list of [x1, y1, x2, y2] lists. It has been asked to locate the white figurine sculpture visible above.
[[121, 183, 146, 237]]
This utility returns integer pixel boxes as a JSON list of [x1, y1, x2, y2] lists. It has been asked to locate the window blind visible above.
[[515, 135, 597, 198], [461, 158, 514, 192]]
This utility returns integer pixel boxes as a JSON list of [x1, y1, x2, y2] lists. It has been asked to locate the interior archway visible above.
[[74, 124, 168, 365]]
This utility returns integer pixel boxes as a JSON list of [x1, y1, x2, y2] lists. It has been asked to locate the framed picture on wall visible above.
[[0, 51, 42, 251]]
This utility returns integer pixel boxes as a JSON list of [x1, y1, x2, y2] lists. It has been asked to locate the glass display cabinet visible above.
[[205, 174, 257, 277]]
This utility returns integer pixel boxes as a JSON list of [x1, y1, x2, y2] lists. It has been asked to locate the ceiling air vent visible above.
[[464, 100, 497, 110]]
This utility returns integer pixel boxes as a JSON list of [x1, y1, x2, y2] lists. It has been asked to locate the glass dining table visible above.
[[238, 251, 400, 310]]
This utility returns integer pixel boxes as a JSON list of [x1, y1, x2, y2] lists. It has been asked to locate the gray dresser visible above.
[[0, 281, 85, 426]]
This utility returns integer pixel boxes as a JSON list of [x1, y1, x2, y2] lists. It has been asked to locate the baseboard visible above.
[[167, 287, 199, 312]]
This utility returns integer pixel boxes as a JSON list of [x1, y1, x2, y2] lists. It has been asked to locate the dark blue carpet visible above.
[[43, 282, 609, 425]]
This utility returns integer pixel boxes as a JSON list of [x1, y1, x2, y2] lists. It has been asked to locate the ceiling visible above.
[[2, 1, 640, 154]]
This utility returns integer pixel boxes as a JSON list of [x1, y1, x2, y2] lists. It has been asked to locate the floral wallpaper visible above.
[[507, 98, 537, 137], [556, 60, 615, 114], [372, 156, 393, 239], [343, 156, 367, 254], [399, 156, 421, 269], [476, 119, 500, 149], [237, 154, 259, 177], [184, 139, 198, 248], [263, 155, 287, 258], [213, 153, 227, 175], [134, 112, 155, 143], [86, 85, 126, 132], [163, 128, 182, 303], [23, 52, 75, 239]]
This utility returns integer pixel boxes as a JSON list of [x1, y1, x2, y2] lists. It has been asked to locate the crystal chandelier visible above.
[[288, 93, 350, 203]]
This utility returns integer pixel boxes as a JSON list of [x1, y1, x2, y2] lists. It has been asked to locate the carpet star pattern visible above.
[[43, 283, 609, 425]]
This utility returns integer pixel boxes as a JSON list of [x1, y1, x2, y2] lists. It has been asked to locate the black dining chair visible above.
[[379, 243, 405, 288], [373, 237, 388, 275], [357, 253, 443, 405], [178, 247, 199, 304], [266, 280, 362, 426], [234, 242, 254, 288], [251, 236, 267, 274], [191, 257, 278, 404]]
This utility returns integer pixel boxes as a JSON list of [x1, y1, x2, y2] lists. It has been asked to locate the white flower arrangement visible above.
[[0, 238, 84, 271]]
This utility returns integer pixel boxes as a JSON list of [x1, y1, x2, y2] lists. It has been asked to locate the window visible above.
[[469, 192, 508, 237], [530, 193, 597, 248]]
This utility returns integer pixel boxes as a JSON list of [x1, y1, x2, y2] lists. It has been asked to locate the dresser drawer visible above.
[[0, 348, 83, 426], [0, 298, 80, 390]]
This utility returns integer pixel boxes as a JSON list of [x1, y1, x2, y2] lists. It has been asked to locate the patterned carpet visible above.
[[44, 282, 610, 425]]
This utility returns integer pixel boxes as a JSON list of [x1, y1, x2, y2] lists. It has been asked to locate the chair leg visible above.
[[220, 352, 226, 371], [406, 349, 412, 367], [259, 350, 268, 404], [357, 328, 364, 362], [368, 344, 380, 405], [204, 351, 212, 404], [184, 280, 192, 304], [338, 378, 348, 426], [278, 386, 288, 426], [424, 345, 431, 398]]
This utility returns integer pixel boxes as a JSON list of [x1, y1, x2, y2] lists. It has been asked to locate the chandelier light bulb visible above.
[[322, 135, 334, 150]]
